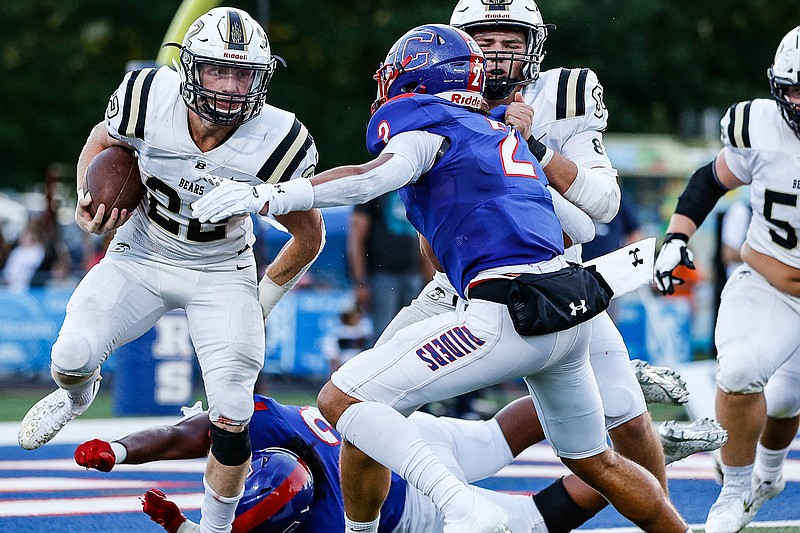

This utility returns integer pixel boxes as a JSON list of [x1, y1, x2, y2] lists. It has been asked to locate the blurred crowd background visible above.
[[1, 0, 799, 416]]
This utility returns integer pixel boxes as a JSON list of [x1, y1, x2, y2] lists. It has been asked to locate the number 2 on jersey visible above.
[[486, 118, 540, 179]]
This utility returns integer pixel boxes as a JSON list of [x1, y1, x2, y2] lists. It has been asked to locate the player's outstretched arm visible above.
[[75, 413, 211, 471]]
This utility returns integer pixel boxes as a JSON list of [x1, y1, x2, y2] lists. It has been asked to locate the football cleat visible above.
[[18, 377, 101, 450], [705, 485, 752, 533], [744, 473, 786, 522], [142, 489, 196, 533], [443, 492, 511, 533], [631, 359, 690, 405], [658, 418, 728, 464]]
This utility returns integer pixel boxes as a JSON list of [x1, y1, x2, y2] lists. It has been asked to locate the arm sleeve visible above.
[[550, 187, 596, 245], [557, 130, 620, 222], [310, 131, 444, 208]]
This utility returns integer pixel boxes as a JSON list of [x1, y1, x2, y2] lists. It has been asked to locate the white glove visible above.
[[191, 175, 274, 223], [654, 233, 695, 295]]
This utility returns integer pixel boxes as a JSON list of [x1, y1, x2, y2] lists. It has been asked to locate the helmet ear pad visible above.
[[232, 447, 314, 533]]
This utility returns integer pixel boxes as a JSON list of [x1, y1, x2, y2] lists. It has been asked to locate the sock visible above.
[[65, 371, 100, 413], [345, 514, 380, 532], [532, 477, 596, 533], [67, 380, 94, 406], [199, 477, 244, 533], [720, 463, 753, 492], [754, 442, 789, 483], [337, 402, 474, 522]]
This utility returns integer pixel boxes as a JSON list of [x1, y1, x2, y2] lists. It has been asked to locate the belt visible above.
[[467, 278, 513, 304]]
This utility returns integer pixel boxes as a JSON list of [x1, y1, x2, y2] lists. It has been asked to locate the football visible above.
[[85, 146, 145, 219]]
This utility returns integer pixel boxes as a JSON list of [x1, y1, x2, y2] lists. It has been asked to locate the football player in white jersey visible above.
[[17, 8, 325, 533], [655, 26, 800, 533], [368, 0, 694, 514]]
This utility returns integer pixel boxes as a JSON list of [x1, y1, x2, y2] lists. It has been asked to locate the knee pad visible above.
[[601, 385, 646, 430], [716, 356, 766, 394], [210, 423, 251, 467], [51, 332, 101, 378], [765, 381, 800, 419]]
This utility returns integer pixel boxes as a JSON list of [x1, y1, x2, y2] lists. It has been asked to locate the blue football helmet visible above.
[[372, 23, 486, 114], [232, 448, 314, 533]]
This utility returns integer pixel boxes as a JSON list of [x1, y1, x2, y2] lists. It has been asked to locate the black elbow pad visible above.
[[674, 161, 729, 228]]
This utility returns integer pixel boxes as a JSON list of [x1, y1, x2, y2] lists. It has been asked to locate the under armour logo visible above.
[[195, 160, 207, 170], [274, 185, 285, 194], [629, 247, 643, 267], [569, 300, 588, 316]]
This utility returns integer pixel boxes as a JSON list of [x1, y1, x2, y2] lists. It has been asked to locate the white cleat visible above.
[[443, 494, 511, 533], [705, 485, 752, 533], [18, 378, 101, 450], [744, 473, 785, 522], [631, 359, 690, 405], [658, 418, 728, 464]]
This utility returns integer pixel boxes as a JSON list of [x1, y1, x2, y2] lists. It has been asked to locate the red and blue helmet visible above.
[[232, 448, 314, 533], [372, 23, 487, 114]]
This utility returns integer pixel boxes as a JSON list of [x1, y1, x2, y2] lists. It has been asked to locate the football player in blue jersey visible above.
[[76, 394, 610, 533], [189, 24, 691, 533]]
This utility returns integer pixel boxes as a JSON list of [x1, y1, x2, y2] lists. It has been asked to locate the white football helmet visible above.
[[450, 0, 552, 99], [768, 26, 800, 136], [176, 7, 279, 126]]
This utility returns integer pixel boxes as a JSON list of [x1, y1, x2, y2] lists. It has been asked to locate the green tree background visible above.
[[1, 0, 798, 189]]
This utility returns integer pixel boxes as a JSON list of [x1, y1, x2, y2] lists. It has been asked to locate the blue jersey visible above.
[[247, 395, 406, 532], [367, 94, 564, 298]]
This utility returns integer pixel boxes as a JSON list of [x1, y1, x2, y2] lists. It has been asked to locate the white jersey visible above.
[[522, 67, 616, 262], [721, 98, 800, 269], [104, 66, 318, 266]]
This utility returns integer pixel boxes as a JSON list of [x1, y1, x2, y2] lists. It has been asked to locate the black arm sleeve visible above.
[[674, 161, 730, 228]]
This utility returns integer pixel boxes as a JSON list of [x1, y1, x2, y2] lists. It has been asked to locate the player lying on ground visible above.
[[75, 390, 725, 533]]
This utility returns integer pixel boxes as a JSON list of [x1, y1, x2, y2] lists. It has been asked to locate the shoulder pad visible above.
[[255, 115, 315, 184], [553, 68, 603, 121], [721, 100, 755, 148], [108, 68, 159, 140], [366, 95, 433, 155], [720, 99, 782, 150]]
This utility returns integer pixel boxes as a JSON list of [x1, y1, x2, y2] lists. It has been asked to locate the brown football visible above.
[[85, 146, 145, 219]]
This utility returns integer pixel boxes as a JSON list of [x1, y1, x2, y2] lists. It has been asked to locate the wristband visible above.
[[110, 441, 127, 463], [664, 232, 689, 244], [267, 178, 314, 216], [527, 136, 553, 165]]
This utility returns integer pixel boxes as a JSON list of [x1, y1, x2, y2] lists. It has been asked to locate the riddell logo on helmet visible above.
[[449, 93, 483, 107], [223, 51, 248, 60], [485, 13, 511, 19]]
